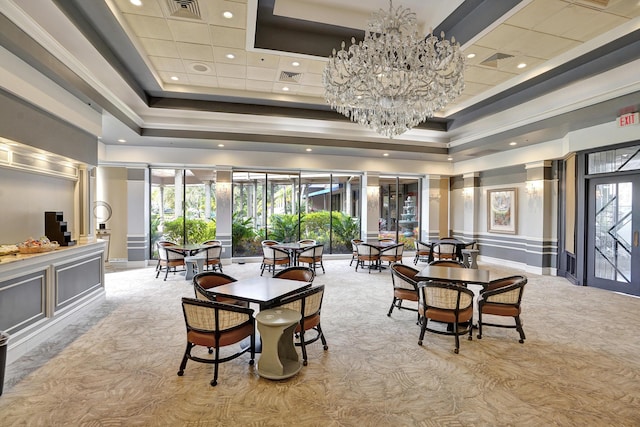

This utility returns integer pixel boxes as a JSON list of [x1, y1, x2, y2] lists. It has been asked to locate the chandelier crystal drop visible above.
[[323, 1, 465, 138]]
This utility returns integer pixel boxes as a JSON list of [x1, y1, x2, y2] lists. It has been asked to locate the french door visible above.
[[587, 175, 640, 295]]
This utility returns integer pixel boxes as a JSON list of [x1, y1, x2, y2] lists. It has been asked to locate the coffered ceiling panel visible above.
[[2, 0, 638, 163], [139, 37, 180, 57], [124, 14, 173, 39], [176, 42, 214, 61]]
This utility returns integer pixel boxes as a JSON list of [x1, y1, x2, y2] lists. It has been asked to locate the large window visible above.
[[379, 176, 420, 250], [150, 168, 217, 257], [232, 170, 362, 257]]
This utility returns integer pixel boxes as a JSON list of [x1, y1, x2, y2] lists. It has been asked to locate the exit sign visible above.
[[617, 112, 639, 127]]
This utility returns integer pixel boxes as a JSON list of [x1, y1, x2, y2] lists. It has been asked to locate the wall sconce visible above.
[[366, 185, 379, 211], [526, 180, 542, 197], [462, 187, 473, 200], [429, 191, 441, 202]]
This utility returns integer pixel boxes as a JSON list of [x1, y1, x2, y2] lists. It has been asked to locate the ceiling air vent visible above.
[[167, 0, 202, 20], [279, 71, 302, 83], [481, 52, 514, 68]]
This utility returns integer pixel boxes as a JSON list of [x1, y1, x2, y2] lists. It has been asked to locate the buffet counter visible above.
[[0, 240, 106, 365]]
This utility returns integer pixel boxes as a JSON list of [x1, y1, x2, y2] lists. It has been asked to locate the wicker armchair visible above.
[[193, 271, 247, 307], [350, 239, 363, 266], [380, 243, 404, 266], [260, 244, 290, 276], [388, 263, 420, 322], [155, 241, 185, 280], [418, 281, 474, 354], [355, 243, 381, 273], [297, 239, 316, 245], [297, 244, 325, 274], [178, 297, 255, 386], [274, 266, 315, 283], [413, 241, 432, 265], [274, 285, 328, 366], [477, 275, 527, 343], [201, 240, 223, 272], [432, 242, 457, 261], [429, 260, 467, 268]]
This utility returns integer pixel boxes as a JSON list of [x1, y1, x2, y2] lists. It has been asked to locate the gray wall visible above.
[[0, 167, 75, 243]]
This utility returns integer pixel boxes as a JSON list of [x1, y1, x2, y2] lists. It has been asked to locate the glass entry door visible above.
[[587, 175, 640, 295]]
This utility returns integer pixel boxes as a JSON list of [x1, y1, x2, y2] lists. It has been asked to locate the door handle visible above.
[[634, 231, 639, 247]]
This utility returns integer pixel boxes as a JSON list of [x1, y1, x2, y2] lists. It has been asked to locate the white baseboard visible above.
[[478, 255, 556, 276]]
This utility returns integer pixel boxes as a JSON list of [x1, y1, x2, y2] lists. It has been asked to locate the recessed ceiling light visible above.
[[223, 11, 233, 19], [118, 139, 126, 143], [292, 61, 300, 67], [226, 53, 235, 60], [447, 157, 453, 161], [218, 144, 224, 148], [282, 87, 290, 91], [306, 148, 312, 152], [170, 76, 179, 81], [509, 141, 517, 146], [466, 53, 476, 59], [517, 63, 527, 69], [130, 0, 142, 6], [383, 153, 389, 157]]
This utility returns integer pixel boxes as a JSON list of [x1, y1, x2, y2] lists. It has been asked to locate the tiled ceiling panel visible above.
[[107, 0, 640, 116], [176, 42, 214, 61], [124, 14, 173, 39], [139, 37, 180, 57]]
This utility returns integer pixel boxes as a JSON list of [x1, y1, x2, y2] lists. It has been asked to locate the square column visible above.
[[421, 175, 441, 242], [216, 167, 233, 263], [362, 172, 380, 240], [524, 161, 557, 274], [462, 172, 480, 241]]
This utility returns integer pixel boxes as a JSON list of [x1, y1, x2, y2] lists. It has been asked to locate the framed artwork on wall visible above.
[[487, 188, 517, 234]]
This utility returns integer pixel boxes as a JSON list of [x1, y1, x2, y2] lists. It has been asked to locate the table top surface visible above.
[[166, 243, 213, 251], [415, 266, 491, 284], [210, 276, 312, 307], [273, 242, 314, 250], [427, 239, 466, 246], [363, 240, 397, 248]]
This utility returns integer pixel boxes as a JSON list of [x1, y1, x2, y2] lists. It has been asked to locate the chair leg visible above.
[[418, 317, 427, 346], [211, 346, 220, 386], [477, 310, 483, 339], [249, 332, 255, 365], [515, 315, 526, 343], [177, 342, 193, 376], [320, 260, 325, 274], [387, 297, 397, 317], [453, 322, 460, 354], [299, 329, 308, 366], [164, 266, 170, 281], [260, 263, 266, 276], [317, 324, 328, 350]]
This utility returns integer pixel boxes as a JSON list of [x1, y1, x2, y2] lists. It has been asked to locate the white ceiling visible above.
[[109, 0, 639, 113], [2, 0, 640, 163]]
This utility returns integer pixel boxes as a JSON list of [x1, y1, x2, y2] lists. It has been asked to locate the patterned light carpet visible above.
[[1, 258, 640, 426]]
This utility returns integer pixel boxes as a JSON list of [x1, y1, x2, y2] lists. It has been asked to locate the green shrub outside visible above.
[[162, 217, 216, 244]]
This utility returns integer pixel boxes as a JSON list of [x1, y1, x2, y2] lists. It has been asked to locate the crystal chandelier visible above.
[[323, 1, 465, 139]]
